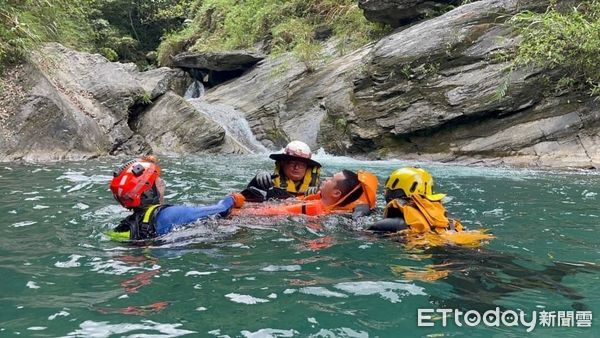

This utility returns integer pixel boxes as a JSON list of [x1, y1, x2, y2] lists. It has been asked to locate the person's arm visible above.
[[368, 218, 408, 232], [247, 172, 275, 190], [155, 196, 236, 235], [352, 203, 372, 219]]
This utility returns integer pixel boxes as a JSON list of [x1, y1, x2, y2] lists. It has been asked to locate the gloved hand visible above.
[[255, 171, 275, 190], [305, 186, 319, 195], [230, 193, 245, 208], [241, 186, 268, 203]]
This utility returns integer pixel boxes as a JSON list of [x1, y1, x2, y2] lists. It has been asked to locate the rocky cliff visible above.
[[1, 0, 598, 168]]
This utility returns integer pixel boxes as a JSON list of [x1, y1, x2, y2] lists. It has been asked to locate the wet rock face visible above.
[[202, 0, 600, 168], [358, 0, 463, 27], [347, 0, 599, 168]]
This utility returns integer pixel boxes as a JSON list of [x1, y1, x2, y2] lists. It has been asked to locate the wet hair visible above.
[[336, 170, 363, 206]]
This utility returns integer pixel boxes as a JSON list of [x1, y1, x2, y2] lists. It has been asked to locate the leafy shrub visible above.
[[511, 1, 600, 96], [157, 0, 389, 67]]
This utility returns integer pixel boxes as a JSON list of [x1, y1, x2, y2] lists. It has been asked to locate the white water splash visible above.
[[261, 265, 301, 272], [33, 205, 49, 209], [225, 293, 269, 305], [55, 254, 83, 268]]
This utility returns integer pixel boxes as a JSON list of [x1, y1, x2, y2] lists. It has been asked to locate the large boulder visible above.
[[171, 51, 265, 71], [133, 91, 230, 154], [0, 43, 228, 161], [358, 0, 463, 27]]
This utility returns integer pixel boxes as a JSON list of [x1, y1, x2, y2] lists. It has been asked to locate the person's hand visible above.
[[241, 187, 268, 202], [255, 171, 274, 190], [230, 193, 245, 208]]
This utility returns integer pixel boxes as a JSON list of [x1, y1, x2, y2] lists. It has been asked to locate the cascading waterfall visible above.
[[187, 98, 268, 154], [184, 80, 205, 99]]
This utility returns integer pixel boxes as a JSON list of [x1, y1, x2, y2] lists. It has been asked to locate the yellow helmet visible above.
[[384, 167, 446, 202], [384, 168, 425, 202], [410, 167, 446, 201]]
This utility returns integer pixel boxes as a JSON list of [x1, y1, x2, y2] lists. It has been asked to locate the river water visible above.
[[1, 154, 598, 337]]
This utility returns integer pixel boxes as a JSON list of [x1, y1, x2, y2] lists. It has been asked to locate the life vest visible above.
[[272, 163, 320, 195], [108, 205, 168, 241], [384, 195, 463, 234]]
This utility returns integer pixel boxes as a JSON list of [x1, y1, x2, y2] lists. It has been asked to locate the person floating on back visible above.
[[108, 156, 244, 241], [245, 140, 321, 201], [236, 169, 378, 218], [368, 167, 493, 247]]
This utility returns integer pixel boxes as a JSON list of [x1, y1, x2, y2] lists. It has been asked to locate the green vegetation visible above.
[[1, 0, 387, 72], [157, 0, 389, 67], [0, 0, 93, 70], [510, 1, 600, 96], [0, 0, 189, 71]]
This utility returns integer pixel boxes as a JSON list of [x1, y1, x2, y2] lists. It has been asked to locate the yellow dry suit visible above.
[[384, 194, 493, 248]]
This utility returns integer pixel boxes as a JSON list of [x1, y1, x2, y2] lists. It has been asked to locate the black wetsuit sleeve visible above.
[[246, 176, 260, 190], [368, 218, 408, 232], [352, 204, 372, 219]]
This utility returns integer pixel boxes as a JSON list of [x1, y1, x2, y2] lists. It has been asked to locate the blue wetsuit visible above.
[[154, 196, 235, 235]]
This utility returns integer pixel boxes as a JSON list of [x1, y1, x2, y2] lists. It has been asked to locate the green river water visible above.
[[1, 154, 598, 337]]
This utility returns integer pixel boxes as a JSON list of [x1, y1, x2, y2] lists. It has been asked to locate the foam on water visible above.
[[225, 293, 269, 305], [240, 328, 299, 338], [11, 220, 37, 228], [26, 281, 40, 289], [54, 254, 83, 268], [333, 281, 426, 303], [185, 271, 217, 276], [65, 320, 196, 338], [261, 265, 301, 272], [298, 287, 348, 298]]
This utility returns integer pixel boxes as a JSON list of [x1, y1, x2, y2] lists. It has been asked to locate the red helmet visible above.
[[110, 156, 161, 209]]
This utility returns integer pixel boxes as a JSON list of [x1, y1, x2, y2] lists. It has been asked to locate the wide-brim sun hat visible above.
[[269, 140, 321, 168]]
